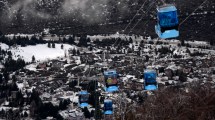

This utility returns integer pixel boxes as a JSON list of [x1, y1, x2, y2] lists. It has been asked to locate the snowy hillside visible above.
[[1, 0, 214, 41], [0, 43, 75, 62]]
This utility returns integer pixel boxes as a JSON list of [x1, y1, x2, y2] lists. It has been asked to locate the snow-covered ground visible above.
[[6, 34, 35, 39], [0, 43, 9, 49], [0, 43, 76, 62], [87, 33, 144, 41], [25, 63, 37, 71]]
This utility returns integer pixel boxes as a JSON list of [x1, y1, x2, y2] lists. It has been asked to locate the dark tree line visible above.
[[0, 46, 26, 73], [158, 47, 173, 55], [0, 33, 134, 49], [4, 58, 26, 72], [0, 35, 46, 47], [93, 37, 131, 47], [0, 34, 89, 48], [0, 74, 24, 119], [28, 89, 63, 119], [0, 47, 7, 61], [59, 35, 75, 45], [78, 35, 90, 47]]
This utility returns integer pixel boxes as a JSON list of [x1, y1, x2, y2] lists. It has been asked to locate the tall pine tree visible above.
[[32, 55, 35, 63]]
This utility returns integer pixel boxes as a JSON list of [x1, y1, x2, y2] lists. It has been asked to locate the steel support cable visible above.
[[128, 0, 158, 35], [112, 0, 157, 49], [179, 0, 208, 27], [128, 1, 157, 34], [123, 0, 149, 33], [160, 0, 166, 5], [136, 11, 156, 34], [112, 0, 148, 47]]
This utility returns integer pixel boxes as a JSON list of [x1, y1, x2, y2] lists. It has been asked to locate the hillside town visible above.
[[0, 0, 215, 119], [0, 33, 215, 119]]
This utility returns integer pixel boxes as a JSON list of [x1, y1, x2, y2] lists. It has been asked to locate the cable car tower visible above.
[[155, 4, 179, 39], [143, 69, 158, 90], [78, 91, 89, 108], [103, 70, 119, 92]]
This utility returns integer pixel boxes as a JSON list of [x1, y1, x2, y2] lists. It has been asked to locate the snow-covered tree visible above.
[[61, 44, 64, 49], [32, 55, 35, 63], [48, 42, 51, 48], [52, 42, 55, 48]]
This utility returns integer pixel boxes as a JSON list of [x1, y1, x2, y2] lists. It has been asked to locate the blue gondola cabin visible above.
[[104, 99, 113, 115], [104, 70, 119, 92], [143, 69, 158, 90], [79, 91, 89, 108], [155, 4, 179, 39]]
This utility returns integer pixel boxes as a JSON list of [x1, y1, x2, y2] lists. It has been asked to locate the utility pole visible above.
[[78, 76, 80, 86], [122, 92, 126, 120], [94, 80, 97, 120], [119, 77, 125, 120], [121, 92, 124, 120], [119, 91, 122, 120], [94, 80, 100, 120]]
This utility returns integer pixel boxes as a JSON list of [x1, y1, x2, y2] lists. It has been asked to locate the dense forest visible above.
[[119, 81, 215, 120], [0, 0, 214, 41]]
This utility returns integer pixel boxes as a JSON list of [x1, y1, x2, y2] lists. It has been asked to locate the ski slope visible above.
[[0, 43, 75, 62]]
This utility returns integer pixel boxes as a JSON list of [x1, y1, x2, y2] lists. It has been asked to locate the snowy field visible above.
[[0, 43, 75, 62]]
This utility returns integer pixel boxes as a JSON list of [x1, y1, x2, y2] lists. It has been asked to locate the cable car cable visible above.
[[160, 0, 166, 5], [114, 0, 158, 48], [179, 0, 208, 27], [128, 0, 158, 35], [112, 0, 149, 47], [136, 11, 156, 34], [128, 3, 155, 34], [122, 0, 149, 33]]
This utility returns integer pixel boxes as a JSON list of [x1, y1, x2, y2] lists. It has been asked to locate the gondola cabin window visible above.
[[158, 11, 178, 27]]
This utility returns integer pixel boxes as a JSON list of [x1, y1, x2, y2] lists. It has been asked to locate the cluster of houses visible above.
[[1, 36, 215, 119]]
